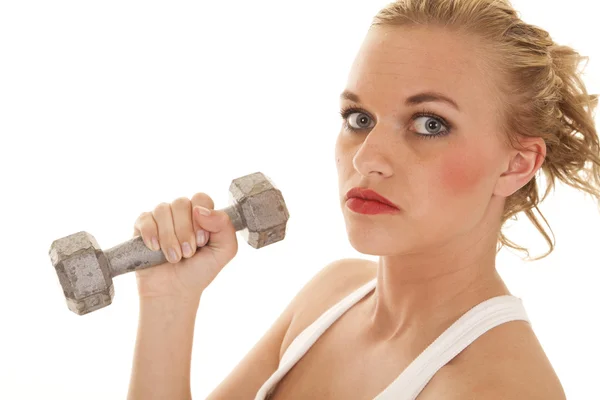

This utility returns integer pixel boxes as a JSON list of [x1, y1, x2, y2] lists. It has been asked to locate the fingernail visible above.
[[168, 248, 178, 263], [196, 230, 205, 245], [152, 237, 160, 251], [182, 242, 192, 258], [195, 206, 211, 216]]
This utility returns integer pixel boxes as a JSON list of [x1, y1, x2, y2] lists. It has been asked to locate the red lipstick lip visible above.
[[345, 187, 400, 209]]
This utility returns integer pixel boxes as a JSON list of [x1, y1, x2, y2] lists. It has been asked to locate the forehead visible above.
[[346, 26, 497, 113]]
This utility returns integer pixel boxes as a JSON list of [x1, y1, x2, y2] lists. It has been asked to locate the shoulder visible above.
[[443, 318, 567, 399], [278, 258, 377, 357], [298, 257, 376, 309], [451, 359, 567, 400], [286, 258, 377, 314]]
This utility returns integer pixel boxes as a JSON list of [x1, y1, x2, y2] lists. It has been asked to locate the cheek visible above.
[[335, 138, 342, 168], [438, 150, 489, 195], [335, 133, 352, 170]]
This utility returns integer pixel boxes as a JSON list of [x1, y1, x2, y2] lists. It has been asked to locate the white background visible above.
[[1, 0, 598, 398]]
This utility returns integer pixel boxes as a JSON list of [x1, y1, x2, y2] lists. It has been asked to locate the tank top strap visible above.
[[374, 295, 531, 400], [255, 278, 377, 400], [280, 277, 377, 365]]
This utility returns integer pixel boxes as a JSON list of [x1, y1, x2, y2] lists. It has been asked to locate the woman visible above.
[[127, 0, 598, 399]]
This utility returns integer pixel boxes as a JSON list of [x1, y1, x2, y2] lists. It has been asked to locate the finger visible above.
[[190, 192, 215, 247], [171, 197, 196, 259], [133, 212, 160, 251], [193, 207, 238, 257], [152, 202, 181, 264]]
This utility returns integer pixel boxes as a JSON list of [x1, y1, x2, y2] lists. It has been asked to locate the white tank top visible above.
[[255, 277, 530, 400]]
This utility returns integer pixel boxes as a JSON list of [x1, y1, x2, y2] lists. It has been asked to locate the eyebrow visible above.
[[340, 90, 460, 112]]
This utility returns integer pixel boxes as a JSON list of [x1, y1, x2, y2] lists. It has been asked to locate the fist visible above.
[[132, 193, 238, 300]]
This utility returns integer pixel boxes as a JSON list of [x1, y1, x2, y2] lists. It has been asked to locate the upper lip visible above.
[[346, 187, 400, 209]]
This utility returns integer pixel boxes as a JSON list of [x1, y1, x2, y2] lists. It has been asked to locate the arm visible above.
[[126, 258, 369, 400], [127, 295, 201, 400]]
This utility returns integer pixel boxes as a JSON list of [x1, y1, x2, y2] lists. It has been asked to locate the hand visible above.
[[132, 193, 238, 301]]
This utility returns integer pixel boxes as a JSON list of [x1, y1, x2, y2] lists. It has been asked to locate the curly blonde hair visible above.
[[371, 0, 599, 261]]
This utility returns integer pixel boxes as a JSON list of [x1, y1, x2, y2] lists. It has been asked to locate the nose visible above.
[[352, 128, 394, 178]]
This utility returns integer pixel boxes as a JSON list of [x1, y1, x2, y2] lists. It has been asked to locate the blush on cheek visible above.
[[439, 151, 488, 195]]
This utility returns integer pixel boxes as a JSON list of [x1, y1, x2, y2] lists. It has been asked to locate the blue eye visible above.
[[346, 111, 374, 130], [413, 115, 450, 138], [339, 106, 452, 140]]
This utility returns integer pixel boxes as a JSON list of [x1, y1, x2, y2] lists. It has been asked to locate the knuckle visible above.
[[171, 196, 190, 209], [171, 200, 193, 243], [191, 192, 215, 209], [153, 202, 171, 215], [141, 222, 157, 236], [134, 211, 150, 226], [134, 215, 158, 249], [134, 212, 153, 233]]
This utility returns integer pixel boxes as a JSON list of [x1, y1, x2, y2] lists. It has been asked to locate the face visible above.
[[335, 25, 514, 256]]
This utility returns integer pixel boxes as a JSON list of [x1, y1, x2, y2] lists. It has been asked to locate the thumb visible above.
[[193, 206, 237, 250]]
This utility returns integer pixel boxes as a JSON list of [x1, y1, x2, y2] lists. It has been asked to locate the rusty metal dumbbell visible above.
[[49, 172, 290, 316]]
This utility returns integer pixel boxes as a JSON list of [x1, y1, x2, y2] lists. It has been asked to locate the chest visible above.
[[266, 313, 463, 400]]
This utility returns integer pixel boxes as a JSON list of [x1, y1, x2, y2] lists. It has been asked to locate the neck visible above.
[[363, 230, 511, 343]]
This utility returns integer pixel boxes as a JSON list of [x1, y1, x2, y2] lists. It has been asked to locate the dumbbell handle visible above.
[[106, 204, 245, 277]]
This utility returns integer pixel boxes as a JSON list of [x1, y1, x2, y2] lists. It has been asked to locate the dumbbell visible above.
[[49, 172, 290, 316]]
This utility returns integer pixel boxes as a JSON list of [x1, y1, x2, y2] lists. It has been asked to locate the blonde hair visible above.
[[371, 0, 599, 261]]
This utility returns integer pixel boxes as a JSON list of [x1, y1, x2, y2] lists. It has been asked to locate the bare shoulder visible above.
[[296, 257, 377, 305], [279, 258, 377, 358], [438, 318, 567, 399], [205, 258, 376, 399]]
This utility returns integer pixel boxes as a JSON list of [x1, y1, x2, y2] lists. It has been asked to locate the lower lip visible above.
[[346, 198, 400, 215]]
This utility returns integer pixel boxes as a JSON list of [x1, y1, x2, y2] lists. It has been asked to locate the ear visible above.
[[493, 136, 546, 197]]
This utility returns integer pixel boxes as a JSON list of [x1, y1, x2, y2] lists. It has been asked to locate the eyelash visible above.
[[338, 105, 452, 140]]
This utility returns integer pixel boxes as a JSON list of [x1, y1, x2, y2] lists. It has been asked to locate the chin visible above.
[[346, 230, 402, 257]]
